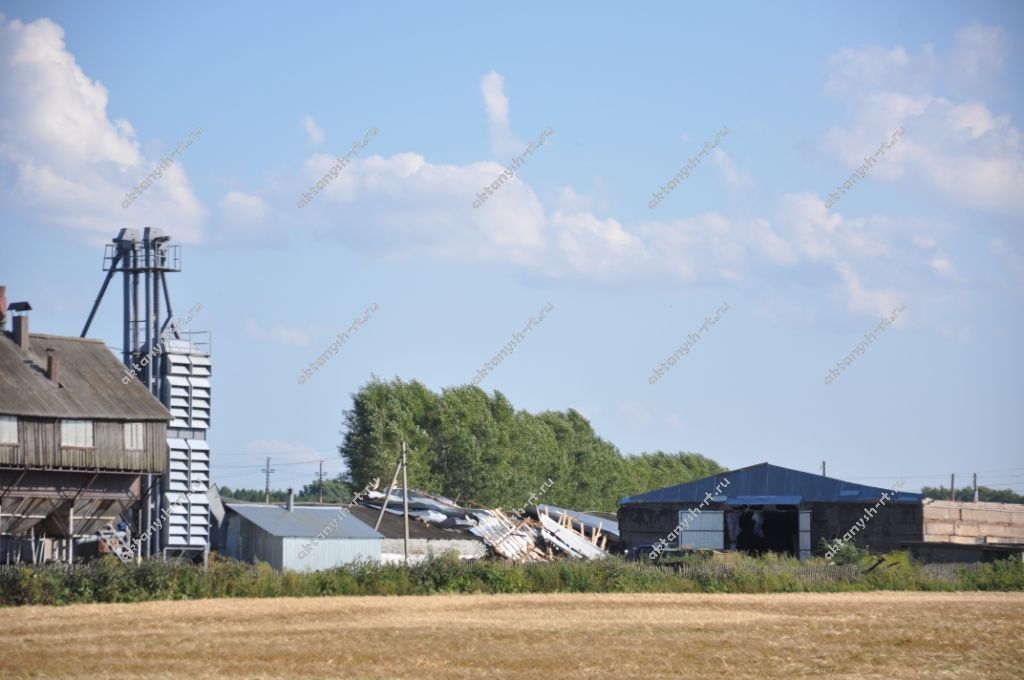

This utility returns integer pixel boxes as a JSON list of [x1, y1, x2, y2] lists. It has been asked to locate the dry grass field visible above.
[[1, 592, 1021, 679]]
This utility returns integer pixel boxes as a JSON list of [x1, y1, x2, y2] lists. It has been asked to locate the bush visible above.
[[819, 538, 871, 565], [960, 555, 1024, 591], [2, 553, 1022, 606]]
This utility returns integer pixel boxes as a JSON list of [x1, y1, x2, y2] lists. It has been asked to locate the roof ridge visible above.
[[29, 333, 106, 344]]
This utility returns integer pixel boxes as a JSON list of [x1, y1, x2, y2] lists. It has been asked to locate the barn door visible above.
[[678, 510, 725, 550]]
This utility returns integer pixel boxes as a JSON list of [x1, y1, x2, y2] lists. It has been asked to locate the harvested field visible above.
[[1, 592, 1021, 679]]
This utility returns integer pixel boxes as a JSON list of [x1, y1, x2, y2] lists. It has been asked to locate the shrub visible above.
[[819, 538, 871, 566], [2, 553, 1022, 606]]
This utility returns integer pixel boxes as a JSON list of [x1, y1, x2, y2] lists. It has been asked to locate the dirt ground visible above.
[[1, 592, 1021, 679]]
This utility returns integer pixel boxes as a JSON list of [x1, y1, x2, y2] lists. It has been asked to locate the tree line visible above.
[[219, 477, 354, 504], [920, 485, 1024, 504], [221, 378, 1024, 512], [334, 377, 724, 512]]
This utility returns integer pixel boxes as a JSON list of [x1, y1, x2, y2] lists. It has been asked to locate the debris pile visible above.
[[360, 488, 612, 563], [466, 506, 611, 561]]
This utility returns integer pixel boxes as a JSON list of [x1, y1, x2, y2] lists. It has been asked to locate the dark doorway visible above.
[[730, 508, 799, 556]]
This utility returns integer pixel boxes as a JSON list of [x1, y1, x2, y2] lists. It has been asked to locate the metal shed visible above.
[[346, 504, 486, 563], [220, 502, 382, 572]]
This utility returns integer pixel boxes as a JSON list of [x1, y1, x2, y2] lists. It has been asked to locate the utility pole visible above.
[[950, 473, 955, 502], [973, 473, 978, 503], [401, 441, 410, 563], [262, 457, 276, 503], [375, 454, 404, 531], [317, 460, 327, 503]]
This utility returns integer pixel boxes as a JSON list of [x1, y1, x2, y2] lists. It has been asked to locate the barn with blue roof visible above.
[[618, 463, 926, 559]]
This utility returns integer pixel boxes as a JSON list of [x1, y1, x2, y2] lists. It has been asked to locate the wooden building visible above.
[[0, 290, 171, 563]]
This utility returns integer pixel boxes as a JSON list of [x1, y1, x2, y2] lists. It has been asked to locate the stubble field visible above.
[[1, 592, 1021, 679]]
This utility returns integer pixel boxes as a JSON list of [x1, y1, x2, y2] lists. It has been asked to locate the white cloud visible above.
[[930, 257, 956, 278], [217, 191, 276, 243], [822, 24, 1024, 217], [296, 152, 548, 267], [947, 23, 1010, 93], [710, 148, 754, 191], [834, 263, 904, 318], [552, 211, 651, 278], [288, 149, 930, 316], [220, 190, 270, 223], [264, 72, 900, 317], [302, 114, 325, 145], [825, 46, 918, 96], [778, 193, 891, 262], [480, 71, 522, 158], [552, 185, 596, 213], [261, 70, 950, 322], [989, 237, 1024, 295], [244, 319, 312, 347], [0, 15, 206, 243]]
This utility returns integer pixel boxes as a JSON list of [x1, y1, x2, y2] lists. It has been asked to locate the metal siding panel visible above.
[[799, 509, 812, 559], [678, 510, 724, 549], [281, 537, 381, 572], [799, 510, 811, 531], [680, 511, 725, 531]]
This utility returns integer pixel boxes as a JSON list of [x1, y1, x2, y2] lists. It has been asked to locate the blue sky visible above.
[[1, 1, 1022, 495]]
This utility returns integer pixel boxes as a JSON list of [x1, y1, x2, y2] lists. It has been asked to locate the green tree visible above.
[[219, 486, 289, 502], [338, 377, 727, 512], [339, 376, 441, 493], [296, 476, 354, 502]]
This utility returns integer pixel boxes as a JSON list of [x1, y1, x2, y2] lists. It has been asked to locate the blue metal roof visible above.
[[226, 503, 384, 539], [619, 463, 923, 506], [727, 495, 803, 506]]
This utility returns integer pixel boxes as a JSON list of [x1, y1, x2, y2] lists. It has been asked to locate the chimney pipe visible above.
[[0, 286, 6, 329], [287, 488, 294, 512], [46, 349, 61, 386], [13, 315, 29, 350]]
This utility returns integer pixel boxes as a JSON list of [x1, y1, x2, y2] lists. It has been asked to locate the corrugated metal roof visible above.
[[347, 505, 480, 541], [536, 504, 620, 540], [619, 463, 923, 505], [225, 503, 384, 539], [727, 495, 803, 506], [0, 332, 170, 420]]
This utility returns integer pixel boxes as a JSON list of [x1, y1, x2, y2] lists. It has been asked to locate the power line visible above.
[[844, 466, 1024, 481], [317, 460, 327, 503], [213, 458, 343, 469], [261, 457, 276, 503], [212, 448, 342, 458]]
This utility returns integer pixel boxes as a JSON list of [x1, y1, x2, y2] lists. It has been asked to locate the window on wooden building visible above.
[[0, 415, 17, 444], [60, 419, 94, 448], [124, 422, 144, 450]]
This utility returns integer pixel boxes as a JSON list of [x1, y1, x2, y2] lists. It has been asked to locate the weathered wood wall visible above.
[[0, 417, 166, 472]]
